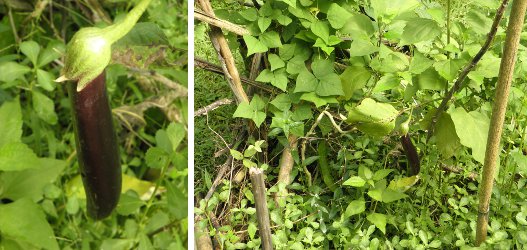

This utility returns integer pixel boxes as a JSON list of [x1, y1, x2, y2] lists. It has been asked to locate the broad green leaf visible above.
[[412, 68, 445, 90], [0, 142, 40, 171], [294, 68, 317, 93], [243, 35, 268, 56], [233, 95, 266, 127], [116, 192, 144, 215], [279, 43, 297, 60], [340, 65, 371, 99], [32, 91, 58, 125], [388, 175, 420, 192], [278, 0, 296, 8], [511, 151, 527, 175], [342, 176, 366, 187], [367, 213, 387, 234], [341, 13, 375, 38], [373, 169, 394, 181], [344, 199, 366, 218], [20, 40, 40, 65], [327, 3, 352, 29], [166, 122, 186, 152], [113, 22, 168, 47], [466, 10, 492, 35], [0, 62, 30, 82], [287, 55, 307, 75], [371, 0, 419, 19], [300, 92, 338, 108], [239, 8, 258, 21], [316, 73, 344, 97], [434, 59, 464, 81], [0, 198, 59, 250], [166, 181, 187, 220], [66, 174, 156, 200], [346, 98, 399, 137], [400, 18, 440, 45], [435, 113, 461, 158], [146, 147, 170, 169], [310, 20, 330, 44], [268, 54, 285, 71], [36, 69, 56, 91], [372, 74, 400, 93], [270, 94, 291, 111], [257, 69, 288, 91], [349, 39, 379, 57], [230, 149, 244, 160], [449, 107, 490, 164], [0, 98, 22, 147], [38, 41, 65, 67], [409, 51, 434, 74], [0, 158, 66, 201], [260, 31, 282, 48], [258, 17, 272, 32]]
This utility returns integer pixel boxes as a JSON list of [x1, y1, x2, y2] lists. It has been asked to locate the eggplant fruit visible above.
[[68, 71, 121, 220], [401, 134, 420, 176]]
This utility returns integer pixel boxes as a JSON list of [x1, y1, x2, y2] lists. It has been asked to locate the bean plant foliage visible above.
[[0, 0, 187, 249], [195, 0, 527, 249]]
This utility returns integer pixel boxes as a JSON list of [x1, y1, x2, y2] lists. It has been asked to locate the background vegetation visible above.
[[0, 0, 188, 249], [194, 0, 527, 249]]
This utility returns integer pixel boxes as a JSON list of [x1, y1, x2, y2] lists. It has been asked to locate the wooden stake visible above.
[[476, 0, 527, 245], [249, 167, 273, 250]]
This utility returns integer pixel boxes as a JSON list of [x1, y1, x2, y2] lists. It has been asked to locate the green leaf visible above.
[[300, 92, 338, 107], [36, 69, 56, 91], [294, 68, 317, 93], [268, 54, 285, 71], [400, 18, 440, 45], [466, 10, 492, 35], [0, 62, 30, 82], [310, 20, 330, 44], [409, 51, 434, 74], [0, 158, 66, 201], [278, 0, 296, 8], [0, 198, 59, 250], [233, 95, 267, 127], [259, 17, 273, 33], [0, 98, 22, 147], [113, 22, 168, 47], [166, 122, 186, 152], [38, 41, 65, 67], [0, 142, 40, 171], [230, 149, 244, 160], [239, 8, 258, 21], [373, 74, 400, 93], [312, 59, 344, 96], [346, 98, 398, 137], [373, 169, 394, 181], [435, 113, 461, 158], [340, 65, 371, 99], [341, 13, 375, 38], [327, 3, 352, 29], [349, 39, 379, 57], [412, 68, 445, 90], [342, 176, 366, 187], [256, 69, 288, 91], [166, 181, 187, 220], [270, 94, 291, 111], [388, 175, 420, 192], [449, 107, 490, 164], [116, 192, 144, 216], [434, 59, 464, 81], [32, 91, 58, 125], [20, 40, 40, 65], [367, 213, 387, 234], [344, 199, 366, 218], [260, 31, 282, 48], [243, 35, 268, 56], [145, 147, 169, 169]]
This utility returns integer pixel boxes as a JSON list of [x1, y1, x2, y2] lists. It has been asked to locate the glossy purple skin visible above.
[[401, 134, 420, 176], [68, 72, 121, 220]]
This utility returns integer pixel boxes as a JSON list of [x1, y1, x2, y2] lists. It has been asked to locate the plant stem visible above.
[[104, 0, 153, 43], [475, 0, 527, 245]]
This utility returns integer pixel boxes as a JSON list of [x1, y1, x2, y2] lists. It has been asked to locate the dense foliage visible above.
[[0, 0, 187, 249], [195, 0, 527, 249]]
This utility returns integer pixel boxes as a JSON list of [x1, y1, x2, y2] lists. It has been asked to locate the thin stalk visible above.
[[104, 0, 153, 43], [475, 0, 527, 245]]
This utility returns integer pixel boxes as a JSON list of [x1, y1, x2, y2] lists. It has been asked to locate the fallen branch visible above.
[[195, 57, 276, 93], [426, 0, 509, 140], [198, 0, 249, 104], [195, 98, 234, 117], [249, 167, 274, 250], [195, 9, 250, 36], [274, 135, 298, 204]]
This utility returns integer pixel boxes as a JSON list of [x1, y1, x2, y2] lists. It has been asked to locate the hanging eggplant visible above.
[[57, 0, 152, 219]]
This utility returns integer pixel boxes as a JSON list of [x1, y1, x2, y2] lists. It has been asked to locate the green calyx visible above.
[[57, 0, 152, 91]]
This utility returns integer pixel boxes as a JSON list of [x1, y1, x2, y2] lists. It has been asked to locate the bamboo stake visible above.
[[249, 167, 274, 250], [475, 0, 527, 245]]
